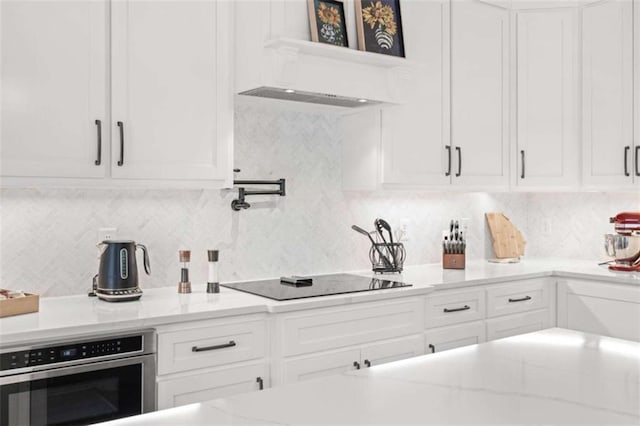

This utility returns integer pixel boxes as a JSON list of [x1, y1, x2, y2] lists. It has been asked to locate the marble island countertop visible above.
[[1, 258, 638, 346], [102, 328, 640, 425]]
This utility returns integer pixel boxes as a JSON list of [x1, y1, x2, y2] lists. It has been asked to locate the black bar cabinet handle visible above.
[[455, 146, 462, 177], [117, 121, 124, 166], [445, 145, 452, 176], [256, 377, 264, 390], [635, 146, 639, 177], [353, 361, 361, 370], [508, 296, 532, 303], [364, 360, 371, 368], [521, 150, 526, 179], [94, 119, 102, 166], [624, 146, 630, 177], [192, 340, 236, 352], [443, 305, 470, 313]]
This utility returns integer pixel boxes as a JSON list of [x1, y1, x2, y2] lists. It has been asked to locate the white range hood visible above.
[[235, 1, 415, 109]]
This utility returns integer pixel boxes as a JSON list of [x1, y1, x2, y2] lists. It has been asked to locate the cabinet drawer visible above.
[[486, 279, 549, 318], [279, 298, 423, 357], [486, 309, 550, 341], [425, 289, 485, 328], [360, 335, 424, 368], [157, 319, 266, 375], [157, 363, 268, 409], [425, 321, 486, 354]]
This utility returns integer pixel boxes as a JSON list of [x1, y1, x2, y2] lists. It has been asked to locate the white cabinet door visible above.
[[635, 0, 640, 187], [111, 0, 232, 184], [515, 8, 579, 188], [282, 348, 361, 384], [1, 0, 107, 179], [380, 0, 450, 187], [157, 363, 268, 410], [450, 0, 510, 188], [486, 309, 550, 341], [360, 335, 424, 368], [425, 321, 486, 354], [557, 280, 640, 342], [582, 0, 634, 188]]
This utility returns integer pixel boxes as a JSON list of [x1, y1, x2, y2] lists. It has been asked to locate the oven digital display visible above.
[[60, 348, 77, 359]]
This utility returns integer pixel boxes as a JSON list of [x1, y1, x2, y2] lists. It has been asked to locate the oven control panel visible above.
[[1, 335, 143, 371]]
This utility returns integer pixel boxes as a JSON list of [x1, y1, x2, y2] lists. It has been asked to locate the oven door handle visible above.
[[0, 354, 156, 385]]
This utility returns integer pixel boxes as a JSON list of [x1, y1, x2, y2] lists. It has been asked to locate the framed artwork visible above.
[[308, 0, 349, 47], [355, 0, 405, 57]]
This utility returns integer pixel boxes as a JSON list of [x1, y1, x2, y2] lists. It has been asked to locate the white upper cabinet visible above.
[[1, 0, 232, 188], [380, 0, 450, 187], [635, 0, 640, 186], [514, 8, 579, 189], [1, 1, 107, 179], [582, 0, 634, 188], [451, 0, 510, 188], [111, 0, 232, 184]]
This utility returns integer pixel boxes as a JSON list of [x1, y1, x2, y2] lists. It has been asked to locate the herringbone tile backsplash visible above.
[[1, 105, 638, 296]]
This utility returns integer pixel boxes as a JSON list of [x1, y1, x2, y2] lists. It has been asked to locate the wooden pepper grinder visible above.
[[178, 250, 192, 293]]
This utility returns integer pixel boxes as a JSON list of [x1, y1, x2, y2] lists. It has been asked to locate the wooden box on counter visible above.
[[443, 254, 465, 270], [0, 293, 40, 318]]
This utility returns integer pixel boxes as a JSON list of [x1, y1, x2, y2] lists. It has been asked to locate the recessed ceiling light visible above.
[[284, 89, 296, 94], [358, 99, 368, 103]]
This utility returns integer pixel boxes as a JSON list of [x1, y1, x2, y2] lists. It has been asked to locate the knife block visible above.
[[443, 253, 465, 270]]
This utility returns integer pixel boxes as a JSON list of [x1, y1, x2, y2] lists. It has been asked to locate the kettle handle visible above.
[[136, 244, 151, 275]]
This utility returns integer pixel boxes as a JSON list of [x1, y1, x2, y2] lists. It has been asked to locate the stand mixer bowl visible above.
[[604, 234, 640, 265]]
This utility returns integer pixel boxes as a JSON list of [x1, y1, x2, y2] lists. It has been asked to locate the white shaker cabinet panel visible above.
[[111, 0, 232, 183], [1, 1, 107, 178], [486, 309, 550, 341], [514, 8, 579, 188], [450, 0, 510, 188], [380, 0, 450, 187], [360, 335, 425, 368], [557, 280, 640, 342], [425, 321, 486, 355], [282, 348, 361, 384], [582, 0, 634, 188]]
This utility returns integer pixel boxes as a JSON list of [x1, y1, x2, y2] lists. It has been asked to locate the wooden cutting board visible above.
[[485, 213, 526, 259]]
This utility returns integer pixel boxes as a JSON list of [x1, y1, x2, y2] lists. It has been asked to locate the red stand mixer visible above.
[[605, 212, 640, 272]]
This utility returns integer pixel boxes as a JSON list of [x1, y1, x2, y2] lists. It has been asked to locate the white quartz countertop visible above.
[[101, 328, 640, 425], [1, 258, 638, 346]]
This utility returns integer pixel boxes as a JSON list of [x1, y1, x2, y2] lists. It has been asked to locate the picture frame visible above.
[[355, 0, 405, 57], [307, 0, 349, 48]]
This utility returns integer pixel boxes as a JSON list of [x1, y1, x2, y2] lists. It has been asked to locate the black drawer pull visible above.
[[364, 359, 371, 368], [191, 340, 236, 352], [443, 305, 470, 313], [353, 361, 361, 370], [428, 344, 435, 353], [256, 377, 264, 390], [521, 150, 526, 179], [94, 119, 102, 166], [508, 296, 532, 303]]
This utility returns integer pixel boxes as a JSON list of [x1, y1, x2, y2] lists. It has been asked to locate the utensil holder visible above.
[[369, 242, 405, 273], [443, 253, 465, 270]]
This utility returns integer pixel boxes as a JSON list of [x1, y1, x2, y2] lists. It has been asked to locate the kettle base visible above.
[[96, 288, 143, 302]]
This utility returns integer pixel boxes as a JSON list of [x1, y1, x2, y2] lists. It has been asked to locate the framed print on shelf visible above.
[[308, 0, 349, 47], [355, 0, 405, 57]]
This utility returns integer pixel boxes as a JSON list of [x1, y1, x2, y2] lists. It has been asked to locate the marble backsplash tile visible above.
[[1, 105, 637, 297]]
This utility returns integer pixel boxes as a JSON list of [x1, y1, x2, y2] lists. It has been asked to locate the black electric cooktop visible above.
[[220, 273, 412, 301]]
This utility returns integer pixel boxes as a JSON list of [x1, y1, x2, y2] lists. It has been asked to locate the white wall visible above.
[[0, 104, 637, 297]]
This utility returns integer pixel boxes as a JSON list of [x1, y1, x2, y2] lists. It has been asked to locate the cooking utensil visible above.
[[375, 218, 396, 268], [352, 225, 394, 269]]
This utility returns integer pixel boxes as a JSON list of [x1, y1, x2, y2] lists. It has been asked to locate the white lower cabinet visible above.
[[557, 280, 640, 342], [157, 363, 268, 410], [425, 321, 486, 354], [281, 335, 424, 384], [155, 315, 269, 409], [486, 309, 550, 341]]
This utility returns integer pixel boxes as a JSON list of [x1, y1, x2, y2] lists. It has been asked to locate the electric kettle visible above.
[[92, 240, 150, 302]]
